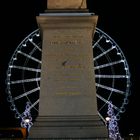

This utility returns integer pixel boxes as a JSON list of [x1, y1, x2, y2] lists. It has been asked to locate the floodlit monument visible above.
[[28, 0, 109, 139]]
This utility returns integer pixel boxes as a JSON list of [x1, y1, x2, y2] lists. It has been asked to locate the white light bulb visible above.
[[25, 118, 30, 123], [106, 116, 111, 121]]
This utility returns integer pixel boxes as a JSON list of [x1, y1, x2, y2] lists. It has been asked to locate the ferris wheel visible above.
[[6, 27, 131, 124]]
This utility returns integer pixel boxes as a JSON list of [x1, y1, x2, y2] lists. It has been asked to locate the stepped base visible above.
[[27, 115, 109, 139]]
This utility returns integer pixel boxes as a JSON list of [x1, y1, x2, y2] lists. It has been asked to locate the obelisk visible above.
[[28, 0, 108, 139]]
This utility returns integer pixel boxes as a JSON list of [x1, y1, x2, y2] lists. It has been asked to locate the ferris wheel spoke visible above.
[[95, 74, 128, 79], [28, 99, 39, 111], [13, 87, 40, 101], [96, 83, 125, 95], [98, 111, 106, 123], [29, 39, 42, 52], [10, 65, 41, 72], [21, 99, 39, 117], [93, 46, 115, 61], [96, 94, 120, 112], [10, 78, 41, 84], [94, 60, 123, 70], [17, 51, 42, 64], [92, 35, 104, 48]]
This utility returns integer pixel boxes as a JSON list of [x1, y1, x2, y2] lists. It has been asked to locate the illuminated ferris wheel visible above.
[[6, 27, 131, 124]]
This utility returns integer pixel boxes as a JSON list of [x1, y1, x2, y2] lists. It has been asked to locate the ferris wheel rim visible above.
[[6, 27, 131, 123]]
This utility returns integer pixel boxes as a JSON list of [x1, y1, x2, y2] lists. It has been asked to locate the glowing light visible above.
[[121, 60, 125, 63], [8, 74, 11, 76], [25, 118, 30, 123], [29, 38, 33, 42], [106, 39, 110, 43], [22, 43, 27, 47], [13, 57, 17, 60], [107, 101, 122, 140], [129, 133, 134, 136], [105, 116, 111, 121], [21, 102, 33, 132], [125, 67, 128, 70], [35, 33, 40, 37]]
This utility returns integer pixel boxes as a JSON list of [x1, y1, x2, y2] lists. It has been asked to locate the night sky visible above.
[[0, 0, 139, 138]]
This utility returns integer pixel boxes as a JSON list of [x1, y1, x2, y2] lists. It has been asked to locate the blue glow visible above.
[[20, 102, 33, 132], [107, 101, 122, 140]]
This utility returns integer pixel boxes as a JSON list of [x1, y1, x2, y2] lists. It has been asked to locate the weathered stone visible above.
[[28, 13, 108, 139], [47, 0, 87, 9]]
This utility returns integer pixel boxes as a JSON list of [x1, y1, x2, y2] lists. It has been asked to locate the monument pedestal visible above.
[[28, 116, 108, 139], [28, 13, 108, 139]]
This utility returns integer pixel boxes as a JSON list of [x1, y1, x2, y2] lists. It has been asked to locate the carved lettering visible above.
[[49, 35, 84, 46], [56, 91, 80, 96], [49, 40, 80, 46]]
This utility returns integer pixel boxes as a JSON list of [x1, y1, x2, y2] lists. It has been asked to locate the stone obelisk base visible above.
[[28, 13, 109, 139], [28, 116, 108, 139]]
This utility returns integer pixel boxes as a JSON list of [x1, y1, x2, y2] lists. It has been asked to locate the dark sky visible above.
[[0, 0, 139, 138]]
